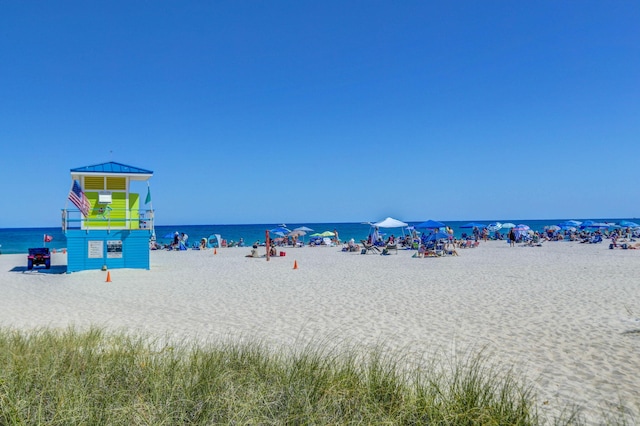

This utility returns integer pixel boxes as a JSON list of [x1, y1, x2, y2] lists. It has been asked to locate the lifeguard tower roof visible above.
[[71, 161, 153, 179]]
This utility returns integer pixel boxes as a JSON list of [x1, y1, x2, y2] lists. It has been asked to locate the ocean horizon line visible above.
[[3, 216, 639, 231]]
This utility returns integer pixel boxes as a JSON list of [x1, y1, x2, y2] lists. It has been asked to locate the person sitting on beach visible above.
[[246, 244, 261, 258], [445, 241, 458, 256], [269, 244, 277, 257], [347, 239, 360, 252], [199, 238, 207, 250]]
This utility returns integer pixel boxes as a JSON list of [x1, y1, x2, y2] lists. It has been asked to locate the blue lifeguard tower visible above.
[[62, 161, 154, 273]]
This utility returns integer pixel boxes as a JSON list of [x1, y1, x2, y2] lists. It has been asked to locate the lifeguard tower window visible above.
[[99, 192, 112, 204]]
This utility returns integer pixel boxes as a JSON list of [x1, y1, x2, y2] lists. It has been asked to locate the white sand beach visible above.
[[1, 241, 639, 423]]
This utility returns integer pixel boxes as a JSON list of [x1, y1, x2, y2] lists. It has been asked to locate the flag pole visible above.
[[146, 181, 154, 235]]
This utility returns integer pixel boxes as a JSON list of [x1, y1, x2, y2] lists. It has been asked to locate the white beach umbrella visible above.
[[294, 226, 315, 232]]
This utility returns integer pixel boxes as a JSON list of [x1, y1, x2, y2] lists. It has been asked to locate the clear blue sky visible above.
[[2, 1, 638, 227]]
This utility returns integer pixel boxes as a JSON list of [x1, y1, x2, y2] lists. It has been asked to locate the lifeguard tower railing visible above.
[[62, 208, 154, 232]]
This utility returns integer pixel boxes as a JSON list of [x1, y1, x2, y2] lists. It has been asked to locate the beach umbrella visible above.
[[289, 229, 309, 244], [269, 226, 291, 236], [619, 221, 640, 228], [544, 225, 561, 231], [513, 224, 530, 240], [319, 231, 335, 237], [373, 217, 409, 228], [415, 220, 446, 229], [501, 223, 516, 229], [558, 220, 582, 227], [486, 222, 502, 232], [294, 226, 314, 232]]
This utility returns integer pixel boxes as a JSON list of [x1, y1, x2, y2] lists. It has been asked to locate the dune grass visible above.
[[0, 327, 623, 425]]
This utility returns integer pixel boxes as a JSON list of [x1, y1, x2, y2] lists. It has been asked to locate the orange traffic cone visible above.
[[106, 271, 112, 282], [293, 260, 298, 269], [214, 248, 217, 255]]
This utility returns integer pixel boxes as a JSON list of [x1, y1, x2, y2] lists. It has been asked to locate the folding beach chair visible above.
[[360, 240, 381, 254]]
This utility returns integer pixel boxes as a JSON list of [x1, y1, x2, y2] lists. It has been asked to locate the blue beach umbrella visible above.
[[415, 220, 446, 229], [269, 226, 291, 236], [558, 220, 582, 227], [619, 221, 640, 228], [558, 224, 577, 231], [501, 223, 516, 229]]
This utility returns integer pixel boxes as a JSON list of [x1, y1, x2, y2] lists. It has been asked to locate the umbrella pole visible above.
[[265, 230, 270, 261]]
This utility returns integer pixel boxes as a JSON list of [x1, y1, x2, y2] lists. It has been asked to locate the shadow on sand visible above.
[[10, 265, 67, 274]]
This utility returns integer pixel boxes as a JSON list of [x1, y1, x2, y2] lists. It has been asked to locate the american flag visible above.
[[68, 180, 91, 217], [43, 234, 53, 242]]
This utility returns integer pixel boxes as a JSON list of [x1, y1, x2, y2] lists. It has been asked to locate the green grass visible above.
[[0, 327, 629, 425]]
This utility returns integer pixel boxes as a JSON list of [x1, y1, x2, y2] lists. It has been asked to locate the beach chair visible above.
[[360, 240, 380, 254], [384, 244, 398, 254]]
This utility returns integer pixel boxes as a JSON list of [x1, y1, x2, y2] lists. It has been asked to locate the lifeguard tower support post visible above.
[[62, 162, 154, 272]]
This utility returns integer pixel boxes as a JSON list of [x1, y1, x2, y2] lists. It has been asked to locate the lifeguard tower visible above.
[[62, 161, 154, 273]]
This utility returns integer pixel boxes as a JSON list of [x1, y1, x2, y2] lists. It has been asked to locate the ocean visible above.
[[0, 218, 636, 254]]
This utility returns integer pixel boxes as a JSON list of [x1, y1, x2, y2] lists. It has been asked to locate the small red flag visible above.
[[44, 234, 53, 242]]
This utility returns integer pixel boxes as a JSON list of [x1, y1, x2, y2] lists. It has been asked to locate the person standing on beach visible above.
[[508, 228, 516, 247], [333, 229, 340, 245]]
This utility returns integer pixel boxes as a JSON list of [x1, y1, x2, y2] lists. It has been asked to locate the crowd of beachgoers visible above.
[[149, 220, 640, 256]]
